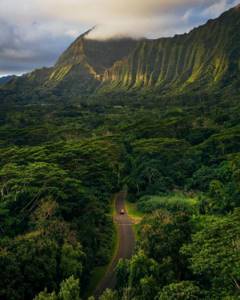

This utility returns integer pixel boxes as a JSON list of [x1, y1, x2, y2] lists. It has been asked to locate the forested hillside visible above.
[[2, 5, 240, 99], [0, 75, 15, 85], [0, 4, 240, 300], [0, 89, 239, 299], [103, 5, 240, 93]]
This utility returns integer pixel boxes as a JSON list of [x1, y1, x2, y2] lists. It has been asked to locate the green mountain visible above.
[[0, 75, 15, 85], [102, 5, 240, 94], [2, 4, 240, 98], [46, 31, 138, 93], [4, 32, 138, 98], [0, 5, 240, 300]]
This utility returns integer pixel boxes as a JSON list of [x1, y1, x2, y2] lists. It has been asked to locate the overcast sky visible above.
[[0, 0, 239, 76]]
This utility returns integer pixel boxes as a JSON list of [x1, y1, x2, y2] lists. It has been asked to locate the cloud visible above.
[[201, 0, 240, 17], [0, 0, 239, 75], [32, 0, 239, 38]]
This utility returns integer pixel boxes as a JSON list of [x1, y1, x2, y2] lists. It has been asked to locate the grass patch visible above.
[[125, 200, 144, 239], [137, 192, 199, 214], [125, 201, 144, 234], [126, 201, 145, 218], [126, 200, 144, 224]]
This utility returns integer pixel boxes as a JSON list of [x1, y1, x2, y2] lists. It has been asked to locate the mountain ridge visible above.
[[101, 5, 240, 94], [0, 75, 16, 85], [1, 4, 240, 99]]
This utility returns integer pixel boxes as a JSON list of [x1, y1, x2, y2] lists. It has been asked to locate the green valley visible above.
[[0, 3, 240, 300]]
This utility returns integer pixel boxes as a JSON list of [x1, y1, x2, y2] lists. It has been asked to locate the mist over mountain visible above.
[[1, 4, 240, 100], [0, 4, 240, 300], [1, 0, 238, 76], [102, 5, 240, 94]]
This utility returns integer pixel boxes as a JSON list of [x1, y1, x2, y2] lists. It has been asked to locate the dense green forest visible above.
[[0, 89, 239, 299], [0, 4, 240, 300]]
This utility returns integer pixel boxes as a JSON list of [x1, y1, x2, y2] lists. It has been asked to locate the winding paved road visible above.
[[94, 191, 135, 298]]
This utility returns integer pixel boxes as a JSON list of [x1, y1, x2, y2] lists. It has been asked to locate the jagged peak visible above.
[[75, 26, 139, 43], [76, 26, 97, 40], [54, 25, 139, 77]]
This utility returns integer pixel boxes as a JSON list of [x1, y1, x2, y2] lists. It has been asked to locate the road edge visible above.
[[93, 193, 120, 297]]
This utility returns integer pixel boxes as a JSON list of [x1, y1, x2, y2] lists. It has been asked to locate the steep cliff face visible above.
[[5, 32, 138, 96], [46, 32, 138, 92], [2, 5, 240, 99], [56, 32, 138, 75], [102, 6, 240, 94]]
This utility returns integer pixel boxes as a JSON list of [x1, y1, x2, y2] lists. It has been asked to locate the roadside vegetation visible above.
[[137, 192, 199, 214], [0, 89, 239, 300], [125, 200, 144, 223]]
